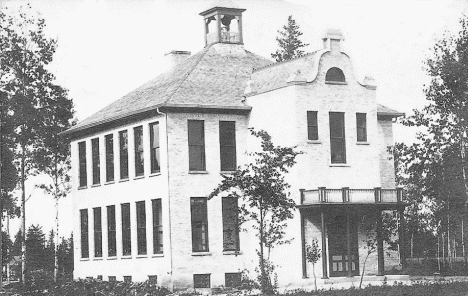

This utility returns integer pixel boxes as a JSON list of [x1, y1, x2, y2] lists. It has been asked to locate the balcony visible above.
[[300, 187, 403, 206]]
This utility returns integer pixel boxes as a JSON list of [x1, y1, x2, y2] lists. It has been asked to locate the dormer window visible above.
[[325, 67, 346, 84]]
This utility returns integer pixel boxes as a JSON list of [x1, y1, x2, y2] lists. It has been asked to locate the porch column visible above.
[[376, 209, 384, 276], [399, 208, 407, 270], [321, 210, 328, 279], [300, 211, 307, 278], [346, 209, 353, 277]]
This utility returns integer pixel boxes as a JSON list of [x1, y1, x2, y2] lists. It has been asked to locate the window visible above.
[[78, 141, 87, 187], [356, 113, 367, 142], [91, 138, 100, 185], [329, 112, 346, 163], [123, 276, 132, 283], [93, 207, 102, 257], [105, 134, 114, 182], [193, 274, 210, 288], [191, 197, 209, 252], [107, 205, 116, 257], [325, 67, 346, 83], [307, 111, 318, 140], [121, 203, 131, 256], [222, 197, 239, 251], [152, 199, 163, 254], [134, 126, 144, 176], [108, 276, 116, 282], [225, 273, 241, 288], [119, 130, 129, 179], [150, 122, 161, 173], [80, 209, 89, 258], [136, 201, 147, 255], [188, 120, 206, 171], [148, 275, 157, 284], [219, 121, 236, 171]]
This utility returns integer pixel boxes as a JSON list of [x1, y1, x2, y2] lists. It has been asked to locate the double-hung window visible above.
[[136, 201, 147, 255], [80, 209, 89, 258], [91, 138, 100, 185], [329, 112, 346, 163], [150, 122, 161, 173], [93, 207, 102, 257], [356, 113, 367, 142], [78, 142, 87, 187], [121, 203, 131, 256], [307, 111, 318, 140], [219, 121, 236, 171], [105, 134, 114, 182], [119, 130, 129, 179], [152, 199, 163, 254], [134, 126, 144, 176], [188, 120, 206, 171], [191, 197, 209, 252], [222, 197, 239, 251], [107, 205, 116, 257]]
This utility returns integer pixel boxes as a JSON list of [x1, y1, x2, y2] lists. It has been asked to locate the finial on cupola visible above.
[[199, 0, 246, 47]]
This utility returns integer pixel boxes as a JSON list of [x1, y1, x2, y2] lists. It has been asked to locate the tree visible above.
[[271, 15, 309, 62], [1, 5, 70, 283], [25, 225, 46, 272], [305, 238, 321, 292], [209, 129, 301, 293], [35, 84, 74, 282]]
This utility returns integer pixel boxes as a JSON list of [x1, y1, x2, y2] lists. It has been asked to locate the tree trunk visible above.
[[0, 102, 4, 290], [442, 232, 446, 268], [359, 251, 372, 289], [54, 158, 59, 282], [312, 263, 317, 292], [463, 218, 466, 265], [259, 201, 266, 293], [437, 234, 441, 271], [410, 232, 414, 266], [460, 131, 468, 209], [6, 213, 9, 284], [21, 144, 26, 284]]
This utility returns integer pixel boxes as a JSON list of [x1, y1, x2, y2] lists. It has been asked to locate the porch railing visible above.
[[300, 187, 403, 205]]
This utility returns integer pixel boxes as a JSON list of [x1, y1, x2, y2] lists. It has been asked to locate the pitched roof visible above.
[[377, 104, 405, 117], [63, 44, 271, 136]]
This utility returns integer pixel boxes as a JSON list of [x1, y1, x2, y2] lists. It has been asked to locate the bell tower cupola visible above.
[[199, 0, 246, 47]]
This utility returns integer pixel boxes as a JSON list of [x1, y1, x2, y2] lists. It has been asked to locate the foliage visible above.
[[44, 279, 171, 296], [209, 129, 301, 293], [25, 224, 46, 272], [305, 238, 321, 292], [271, 16, 309, 62], [391, 15, 468, 272]]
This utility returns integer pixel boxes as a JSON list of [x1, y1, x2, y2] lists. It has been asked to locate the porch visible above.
[[298, 187, 407, 279]]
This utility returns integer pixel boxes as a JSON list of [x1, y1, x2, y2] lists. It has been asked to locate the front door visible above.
[[328, 214, 359, 277]]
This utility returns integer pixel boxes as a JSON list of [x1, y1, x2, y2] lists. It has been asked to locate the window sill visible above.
[[220, 171, 236, 174], [121, 256, 132, 259], [188, 171, 209, 174], [307, 140, 322, 144], [329, 164, 350, 167], [136, 255, 148, 258], [119, 178, 129, 183], [356, 141, 370, 145], [325, 81, 347, 85], [191, 252, 212, 256], [80, 258, 90, 261], [93, 257, 103, 261], [223, 250, 242, 255], [133, 175, 145, 180], [107, 256, 117, 260], [105, 181, 115, 185], [78, 186, 87, 190], [91, 184, 101, 188], [149, 172, 161, 178], [152, 253, 164, 258]]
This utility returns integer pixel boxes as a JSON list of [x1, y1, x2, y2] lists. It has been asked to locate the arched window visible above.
[[325, 67, 346, 83]]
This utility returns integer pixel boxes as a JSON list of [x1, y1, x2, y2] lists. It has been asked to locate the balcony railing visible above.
[[300, 187, 403, 205]]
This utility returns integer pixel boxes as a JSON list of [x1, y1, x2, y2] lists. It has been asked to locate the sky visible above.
[[1, 0, 467, 239]]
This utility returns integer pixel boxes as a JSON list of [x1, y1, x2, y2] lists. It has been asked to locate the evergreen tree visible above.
[[25, 225, 46, 272], [271, 15, 309, 62]]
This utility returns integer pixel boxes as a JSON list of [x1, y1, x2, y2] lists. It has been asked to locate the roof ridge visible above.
[[164, 44, 214, 104], [252, 50, 320, 73]]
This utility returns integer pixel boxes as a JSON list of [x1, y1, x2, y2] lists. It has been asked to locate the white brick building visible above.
[[62, 0, 406, 291]]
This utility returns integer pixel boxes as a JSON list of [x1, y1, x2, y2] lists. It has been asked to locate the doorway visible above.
[[327, 214, 359, 277]]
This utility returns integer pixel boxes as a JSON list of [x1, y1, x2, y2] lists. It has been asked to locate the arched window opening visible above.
[[325, 67, 346, 83]]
